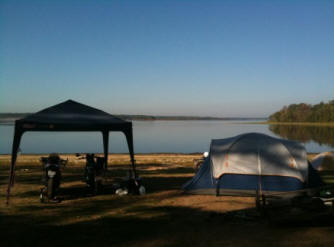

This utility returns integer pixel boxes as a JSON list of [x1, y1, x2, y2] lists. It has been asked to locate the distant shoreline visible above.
[[0, 113, 266, 124]]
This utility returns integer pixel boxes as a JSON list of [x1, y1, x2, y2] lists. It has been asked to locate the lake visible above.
[[0, 120, 333, 154]]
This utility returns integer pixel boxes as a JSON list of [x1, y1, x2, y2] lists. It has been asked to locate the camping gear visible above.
[[194, 152, 209, 170], [183, 133, 323, 196], [40, 153, 68, 203], [311, 152, 334, 171], [124, 170, 145, 195], [258, 185, 334, 222], [115, 188, 129, 196], [114, 170, 145, 196], [80, 153, 105, 194], [7, 100, 136, 204]]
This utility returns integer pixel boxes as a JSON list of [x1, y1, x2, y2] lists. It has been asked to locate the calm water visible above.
[[0, 121, 333, 154]]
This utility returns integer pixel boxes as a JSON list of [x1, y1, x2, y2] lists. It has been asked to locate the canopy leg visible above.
[[102, 131, 109, 171], [7, 127, 23, 205], [124, 129, 136, 178]]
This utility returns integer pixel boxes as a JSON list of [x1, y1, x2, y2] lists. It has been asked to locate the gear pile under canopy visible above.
[[7, 100, 136, 202]]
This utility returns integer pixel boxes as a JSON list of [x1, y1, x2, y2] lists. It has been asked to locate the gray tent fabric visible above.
[[7, 100, 136, 204], [183, 133, 318, 195], [210, 133, 308, 182]]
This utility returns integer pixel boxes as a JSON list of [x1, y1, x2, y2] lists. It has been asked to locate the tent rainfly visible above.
[[183, 133, 323, 196], [7, 100, 136, 203]]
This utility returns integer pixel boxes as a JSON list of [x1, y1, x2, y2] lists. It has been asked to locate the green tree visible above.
[[269, 100, 334, 122]]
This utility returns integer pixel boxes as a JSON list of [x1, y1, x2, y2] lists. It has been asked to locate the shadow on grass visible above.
[[2, 199, 334, 247], [1, 163, 194, 187], [108, 163, 195, 177], [13, 173, 190, 202]]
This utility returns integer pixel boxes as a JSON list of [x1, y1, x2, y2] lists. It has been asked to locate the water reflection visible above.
[[269, 124, 334, 147]]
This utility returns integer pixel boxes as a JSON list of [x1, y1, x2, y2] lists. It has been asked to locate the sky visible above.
[[0, 0, 333, 117]]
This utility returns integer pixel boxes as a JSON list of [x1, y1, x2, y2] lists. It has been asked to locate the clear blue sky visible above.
[[1, 0, 333, 117]]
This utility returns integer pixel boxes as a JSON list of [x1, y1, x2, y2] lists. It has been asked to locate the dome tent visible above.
[[183, 133, 322, 196]]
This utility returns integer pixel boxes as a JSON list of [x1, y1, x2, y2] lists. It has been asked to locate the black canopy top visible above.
[[17, 100, 130, 130]]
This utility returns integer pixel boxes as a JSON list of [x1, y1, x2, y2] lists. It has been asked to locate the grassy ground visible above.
[[1, 154, 334, 247]]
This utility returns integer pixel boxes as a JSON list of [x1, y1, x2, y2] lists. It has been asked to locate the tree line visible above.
[[269, 100, 334, 122]]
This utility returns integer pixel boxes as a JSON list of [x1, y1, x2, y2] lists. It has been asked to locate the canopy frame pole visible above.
[[124, 129, 136, 178], [102, 131, 109, 172], [7, 125, 23, 205], [257, 147, 263, 198]]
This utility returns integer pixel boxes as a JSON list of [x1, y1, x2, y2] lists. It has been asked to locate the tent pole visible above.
[[257, 148, 263, 200], [102, 131, 109, 171], [216, 177, 221, 197], [124, 128, 136, 178], [7, 125, 23, 205]]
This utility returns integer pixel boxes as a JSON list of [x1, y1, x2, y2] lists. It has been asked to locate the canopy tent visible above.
[[7, 100, 136, 202], [183, 133, 323, 196]]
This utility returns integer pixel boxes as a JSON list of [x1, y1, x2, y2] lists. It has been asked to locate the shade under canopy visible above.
[[7, 100, 136, 203]]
